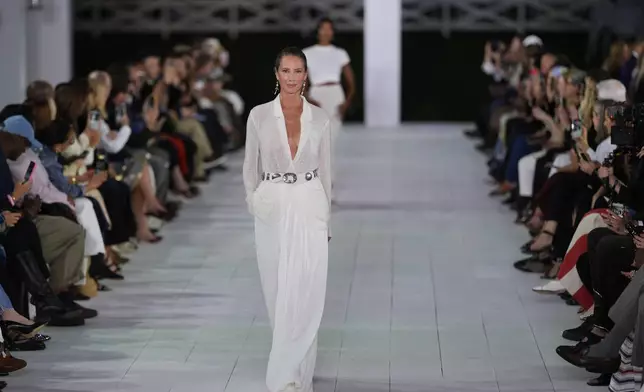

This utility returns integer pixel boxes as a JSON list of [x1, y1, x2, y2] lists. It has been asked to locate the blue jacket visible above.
[[38, 146, 84, 198]]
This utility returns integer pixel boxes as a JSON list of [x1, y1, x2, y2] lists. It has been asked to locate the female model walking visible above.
[[303, 17, 355, 142], [243, 46, 332, 392]]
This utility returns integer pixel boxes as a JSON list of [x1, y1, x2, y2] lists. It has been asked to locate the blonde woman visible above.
[[85, 73, 167, 242]]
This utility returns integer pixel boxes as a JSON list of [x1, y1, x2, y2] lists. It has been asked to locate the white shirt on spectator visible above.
[[591, 136, 617, 164], [302, 45, 350, 86], [98, 119, 131, 154], [481, 60, 504, 82], [221, 89, 245, 116], [549, 152, 572, 177]]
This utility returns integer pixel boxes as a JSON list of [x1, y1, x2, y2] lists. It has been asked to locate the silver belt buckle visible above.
[[283, 173, 297, 184]]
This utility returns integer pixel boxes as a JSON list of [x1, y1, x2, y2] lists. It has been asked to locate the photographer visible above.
[[473, 35, 644, 388], [553, 98, 644, 386]]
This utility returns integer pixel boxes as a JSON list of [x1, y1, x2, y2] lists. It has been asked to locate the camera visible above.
[[610, 202, 627, 218], [607, 102, 644, 152], [626, 219, 644, 237]]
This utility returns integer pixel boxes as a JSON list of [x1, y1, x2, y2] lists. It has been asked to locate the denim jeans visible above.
[[0, 246, 14, 311], [0, 284, 14, 312], [505, 134, 539, 184]]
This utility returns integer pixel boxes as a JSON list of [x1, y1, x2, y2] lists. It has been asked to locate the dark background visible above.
[[74, 31, 590, 123]]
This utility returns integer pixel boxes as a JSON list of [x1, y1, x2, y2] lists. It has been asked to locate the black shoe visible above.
[[7, 337, 46, 352], [502, 194, 516, 206], [476, 142, 494, 152], [73, 292, 91, 301], [32, 334, 50, 342], [587, 373, 612, 386], [513, 256, 551, 273], [35, 307, 85, 327], [58, 293, 98, 319], [556, 341, 619, 374], [2, 320, 47, 336], [15, 251, 85, 326], [89, 255, 124, 281], [520, 240, 534, 254], [562, 319, 594, 342], [559, 292, 572, 300], [0, 380, 6, 389], [464, 129, 481, 138]]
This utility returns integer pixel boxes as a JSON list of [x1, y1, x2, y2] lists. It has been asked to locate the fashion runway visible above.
[[9, 125, 597, 392]]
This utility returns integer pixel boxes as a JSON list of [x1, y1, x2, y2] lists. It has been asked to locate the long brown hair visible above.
[[55, 81, 89, 122], [602, 41, 627, 76]]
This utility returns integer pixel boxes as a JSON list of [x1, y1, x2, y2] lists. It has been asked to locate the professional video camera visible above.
[[607, 102, 644, 154], [626, 218, 644, 237], [609, 202, 644, 237]]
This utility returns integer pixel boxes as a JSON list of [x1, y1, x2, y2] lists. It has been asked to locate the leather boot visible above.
[[15, 251, 84, 327], [89, 254, 124, 281], [0, 342, 26, 373]]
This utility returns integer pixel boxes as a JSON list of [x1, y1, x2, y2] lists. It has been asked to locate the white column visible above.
[[0, 0, 28, 107], [364, 0, 401, 127], [26, 0, 73, 87]]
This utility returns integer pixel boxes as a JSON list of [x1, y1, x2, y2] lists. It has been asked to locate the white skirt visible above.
[[74, 197, 105, 257], [308, 84, 345, 142], [252, 177, 330, 392]]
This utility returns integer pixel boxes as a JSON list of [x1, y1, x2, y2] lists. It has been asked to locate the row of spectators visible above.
[[467, 34, 644, 391], [0, 37, 245, 387]]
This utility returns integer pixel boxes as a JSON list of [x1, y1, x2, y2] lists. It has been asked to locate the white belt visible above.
[[261, 169, 318, 184]]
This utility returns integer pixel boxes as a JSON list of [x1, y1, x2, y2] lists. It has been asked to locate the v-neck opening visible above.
[[279, 98, 305, 163]]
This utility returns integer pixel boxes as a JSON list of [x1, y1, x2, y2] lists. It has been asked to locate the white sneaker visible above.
[[532, 280, 565, 294]]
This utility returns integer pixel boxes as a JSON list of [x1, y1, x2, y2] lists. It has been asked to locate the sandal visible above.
[[530, 230, 554, 253], [520, 240, 535, 254], [541, 258, 562, 279]]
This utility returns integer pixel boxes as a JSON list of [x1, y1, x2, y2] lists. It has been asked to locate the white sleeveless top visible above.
[[302, 44, 350, 86]]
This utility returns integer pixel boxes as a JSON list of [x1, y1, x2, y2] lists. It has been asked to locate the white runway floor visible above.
[[9, 124, 599, 392]]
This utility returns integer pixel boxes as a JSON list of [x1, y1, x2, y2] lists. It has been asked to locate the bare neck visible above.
[[279, 93, 302, 109]]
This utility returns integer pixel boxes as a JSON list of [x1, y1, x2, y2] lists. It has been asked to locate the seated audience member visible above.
[[0, 38, 246, 388], [0, 129, 88, 327], [469, 36, 644, 388]]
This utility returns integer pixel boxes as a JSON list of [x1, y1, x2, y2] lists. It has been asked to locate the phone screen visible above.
[[89, 110, 101, 130], [116, 104, 126, 119], [23, 161, 35, 183], [95, 150, 107, 173]]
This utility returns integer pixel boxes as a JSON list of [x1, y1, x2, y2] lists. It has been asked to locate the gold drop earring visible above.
[[274, 80, 279, 95], [301, 81, 306, 96]]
